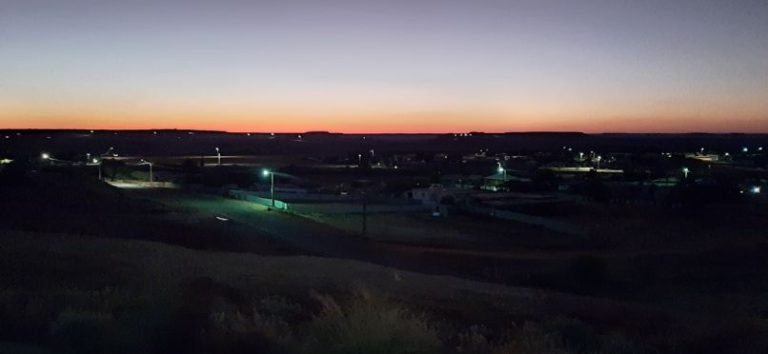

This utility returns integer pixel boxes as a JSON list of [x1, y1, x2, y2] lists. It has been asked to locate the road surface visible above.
[[125, 189, 557, 283]]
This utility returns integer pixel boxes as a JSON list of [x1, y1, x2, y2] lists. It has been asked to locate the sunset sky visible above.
[[1, 0, 767, 133]]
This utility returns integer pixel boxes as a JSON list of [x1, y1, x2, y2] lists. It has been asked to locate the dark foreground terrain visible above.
[[1, 155, 768, 353]]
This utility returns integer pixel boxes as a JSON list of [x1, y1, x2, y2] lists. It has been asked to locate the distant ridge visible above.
[[0, 128, 228, 134], [1, 129, 765, 136], [502, 131, 587, 136]]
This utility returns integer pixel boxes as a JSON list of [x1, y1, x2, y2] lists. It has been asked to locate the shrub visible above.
[[50, 308, 117, 354], [302, 289, 442, 354], [491, 322, 568, 354]]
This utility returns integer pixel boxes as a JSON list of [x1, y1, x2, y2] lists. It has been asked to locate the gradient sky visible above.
[[1, 0, 767, 133]]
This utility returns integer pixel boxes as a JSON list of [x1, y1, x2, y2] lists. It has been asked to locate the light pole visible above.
[[497, 163, 507, 181], [215, 147, 221, 166], [682, 167, 690, 179], [139, 159, 153, 183], [101, 147, 114, 159], [89, 158, 102, 180], [362, 189, 367, 236], [41, 153, 68, 165], [357, 153, 362, 167], [596, 155, 602, 170], [262, 169, 275, 207], [41, 152, 53, 165], [97, 147, 115, 180]]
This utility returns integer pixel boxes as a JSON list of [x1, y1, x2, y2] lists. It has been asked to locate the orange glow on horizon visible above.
[[2, 111, 767, 134]]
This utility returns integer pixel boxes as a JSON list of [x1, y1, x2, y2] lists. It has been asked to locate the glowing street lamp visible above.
[[682, 167, 690, 179], [496, 162, 507, 182], [91, 158, 102, 180], [262, 169, 275, 207], [215, 147, 221, 166], [100, 147, 115, 159], [41, 153, 50, 160]]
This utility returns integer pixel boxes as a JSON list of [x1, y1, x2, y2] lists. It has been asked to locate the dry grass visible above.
[[1, 231, 765, 353]]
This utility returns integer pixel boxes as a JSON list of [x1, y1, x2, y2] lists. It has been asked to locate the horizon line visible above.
[[2, 128, 768, 135]]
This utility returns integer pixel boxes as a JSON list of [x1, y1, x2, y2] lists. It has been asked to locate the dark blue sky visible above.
[[1, 0, 767, 132]]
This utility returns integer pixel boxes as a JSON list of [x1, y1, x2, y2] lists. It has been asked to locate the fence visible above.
[[106, 179, 178, 189], [461, 204, 587, 236], [228, 189, 289, 211]]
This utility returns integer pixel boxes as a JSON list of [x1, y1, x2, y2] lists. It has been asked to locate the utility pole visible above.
[[270, 172, 275, 207], [361, 189, 367, 236]]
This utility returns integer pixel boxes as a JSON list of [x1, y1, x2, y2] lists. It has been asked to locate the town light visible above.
[[751, 186, 761, 194], [262, 169, 271, 177], [682, 167, 690, 178], [41, 153, 50, 160]]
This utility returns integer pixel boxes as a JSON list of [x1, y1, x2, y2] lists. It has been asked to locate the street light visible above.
[[262, 169, 275, 207], [91, 158, 102, 180], [682, 167, 690, 179], [40, 152, 57, 165], [139, 159, 153, 183], [496, 163, 507, 181], [100, 147, 115, 159], [215, 147, 221, 166]]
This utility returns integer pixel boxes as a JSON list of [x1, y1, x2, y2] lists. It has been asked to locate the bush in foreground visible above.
[[302, 289, 442, 354]]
